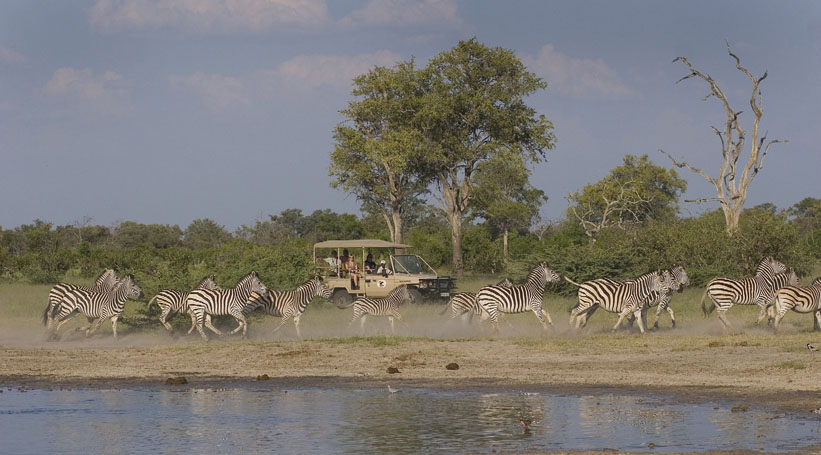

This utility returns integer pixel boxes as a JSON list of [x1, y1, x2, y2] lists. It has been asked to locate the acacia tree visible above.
[[472, 151, 546, 261], [567, 154, 686, 244], [661, 41, 786, 235], [423, 38, 555, 277], [330, 60, 430, 245]]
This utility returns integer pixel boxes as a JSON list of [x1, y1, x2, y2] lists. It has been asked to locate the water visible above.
[[0, 386, 818, 454]]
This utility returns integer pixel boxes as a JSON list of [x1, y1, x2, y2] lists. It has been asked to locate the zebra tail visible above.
[[41, 302, 51, 326], [147, 295, 158, 309], [700, 290, 715, 317], [563, 276, 582, 287]]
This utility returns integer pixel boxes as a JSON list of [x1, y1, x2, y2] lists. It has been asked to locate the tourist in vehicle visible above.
[[325, 250, 340, 276], [340, 249, 350, 269], [364, 254, 377, 274], [377, 260, 393, 276], [346, 254, 360, 289]]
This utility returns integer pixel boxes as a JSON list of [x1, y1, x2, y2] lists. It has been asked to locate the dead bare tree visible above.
[[568, 180, 653, 245], [660, 40, 787, 235]]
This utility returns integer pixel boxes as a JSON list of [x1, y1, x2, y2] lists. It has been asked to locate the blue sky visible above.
[[1, 0, 818, 231]]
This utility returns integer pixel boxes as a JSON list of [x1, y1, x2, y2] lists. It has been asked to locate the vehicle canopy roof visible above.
[[313, 239, 411, 249]]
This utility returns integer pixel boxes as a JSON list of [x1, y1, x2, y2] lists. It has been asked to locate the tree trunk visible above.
[[723, 205, 741, 236], [448, 211, 464, 278], [502, 227, 509, 262]]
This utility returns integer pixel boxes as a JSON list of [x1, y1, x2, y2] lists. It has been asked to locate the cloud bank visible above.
[[522, 44, 634, 99]]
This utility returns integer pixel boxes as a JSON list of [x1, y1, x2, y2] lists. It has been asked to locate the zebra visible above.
[[348, 285, 414, 334], [47, 274, 143, 339], [701, 257, 788, 328], [186, 271, 267, 340], [772, 277, 821, 330], [567, 269, 673, 334], [243, 276, 332, 338], [753, 268, 799, 325], [147, 275, 221, 334], [441, 278, 513, 322], [43, 268, 120, 330], [626, 265, 690, 330], [476, 262, 562, 331]]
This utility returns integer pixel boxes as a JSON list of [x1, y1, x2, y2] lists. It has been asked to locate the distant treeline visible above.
[[0, 203, 818, 298]]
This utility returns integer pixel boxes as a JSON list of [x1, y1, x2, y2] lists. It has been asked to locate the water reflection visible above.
[[0, 387, 817, 454]]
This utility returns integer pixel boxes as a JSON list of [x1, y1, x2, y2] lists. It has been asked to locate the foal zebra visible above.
[[243, 276, 332, 337], [476, 263, 562, 331], [701, 257, 788, 328], [43, 268, 119, 329], [348, 285, 413, 334], [186, 271, 267, 340], [443, 278, 513, 322], [567, 270, 673, 334], [772, 278, 821, 330], [47, 274, 143, 339], [147, 275, 221, 334]]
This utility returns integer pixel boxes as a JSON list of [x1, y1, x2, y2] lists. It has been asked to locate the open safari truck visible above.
[[313, 239, 455, 308]]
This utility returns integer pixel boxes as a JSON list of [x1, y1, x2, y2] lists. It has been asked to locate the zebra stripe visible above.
[[569, 270, 672, 334], [630, 265, 690, 329], [701, 257, 788, 328], [476, 263, 562, 331], [348, 285, 413, 334], [444, 278, 513, 321], [753, 269, 799, 324], [772, 277, 821, 330], [48, 274, 142, 339], [147, 275, 221, 334], [43, 268, 119, 329], [244, 276, 332, 337], [186, 271, 267, 340]]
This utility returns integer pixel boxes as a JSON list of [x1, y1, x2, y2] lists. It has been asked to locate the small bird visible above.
[[520, 418, 532, 432], [808, 343, 818, 352], [387, 385, 399, 393]]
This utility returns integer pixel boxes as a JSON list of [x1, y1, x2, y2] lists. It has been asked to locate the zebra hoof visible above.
[[671, 321, 676, 328]]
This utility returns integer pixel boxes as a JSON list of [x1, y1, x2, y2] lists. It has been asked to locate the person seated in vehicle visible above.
[[363, 253, 377, 274], [376, 260, 393, 277], [324, 251, 340, 277], [345, 254, 360, 289]]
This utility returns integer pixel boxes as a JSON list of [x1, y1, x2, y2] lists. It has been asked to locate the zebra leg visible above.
[[293, 314, 302, 338], [111, 315, 119, 339], [204, 315, 224, 336], [388, 316, 395, 334], [359, 314, 367, 333], [653, 305, 664, 329], [85, 317, 106, 337], [667, 306, 676, 328], [612, 308, 631, 332], [541, 308, 554, 326], [228, 308, 247, 337], [754, 304, 770, 325], [271, 314, 293, 334], [716, 309, 732, 329], [190, 309, 210, 341], [531, 307, 548, 330], [159, 306, 174, 332], [578, 305, 598, 329], [813, 310, 820, 331], [634, 309, 646, 334]]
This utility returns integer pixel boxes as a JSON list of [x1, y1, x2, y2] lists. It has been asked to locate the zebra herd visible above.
[[41, 257, 820, 340]]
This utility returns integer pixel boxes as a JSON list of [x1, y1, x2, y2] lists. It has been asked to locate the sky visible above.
[[1, 0, 819, 231]]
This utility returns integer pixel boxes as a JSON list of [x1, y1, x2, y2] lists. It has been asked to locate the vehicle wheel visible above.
[[333, 289, 354, 309], [408, 287, 424, 304]]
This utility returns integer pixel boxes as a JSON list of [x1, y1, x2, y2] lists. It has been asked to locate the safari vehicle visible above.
[[313, 239, 455, 308]]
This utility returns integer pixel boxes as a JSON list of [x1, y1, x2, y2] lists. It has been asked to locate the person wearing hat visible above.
[[376, 259, 393, 276]]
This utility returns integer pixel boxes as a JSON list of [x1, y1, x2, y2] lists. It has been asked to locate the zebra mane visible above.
[[94, 268, 118, 286], [387, 285, 409, 298], [193, 275, 216, 288], [525, 263, 548, 286], [813, 277, 821, 286], [234, 271, 259, 287]]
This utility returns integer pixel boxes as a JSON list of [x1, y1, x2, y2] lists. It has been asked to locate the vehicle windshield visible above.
[[393, 255, 423, 274]]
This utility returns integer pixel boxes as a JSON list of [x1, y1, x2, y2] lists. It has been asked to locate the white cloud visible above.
[[42, 67, 129, 112], [341, 0, 462, 27], [171, 50, 402, 110], [0, 46, 26, 65], [90, 0, 330, 32], [521, 44, 634, 99]]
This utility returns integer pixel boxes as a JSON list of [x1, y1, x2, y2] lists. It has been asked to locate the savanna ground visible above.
[[2, 275, 820, 454]]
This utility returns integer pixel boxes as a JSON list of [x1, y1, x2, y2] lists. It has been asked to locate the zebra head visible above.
[[391, 285, 412, 303], [649, 270, 673, 294], [783, 268, 799, 287], [195, 274, 221, 291], [536, 262, 561, 284], [813, 277, 821, 287], [248, 271, 267, 294], [670, 265, 690, 292], [96, 268, 120, 289], [758, 257, 787, 276], [119, 274, 143, 299], [308, 276, 332, 300]]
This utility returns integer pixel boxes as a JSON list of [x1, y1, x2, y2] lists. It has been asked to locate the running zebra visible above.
[[43, 268, 120, 329], [567, 270, 673, 334], [627, 265, 690, 329], [186, 271, 267, 340], [754, 268, 799, 324], [243, 276, 332, 337], [772, 278, 821, 330], [476, 262, 562, 331], [348, 285, 413, 334], [147, 275, 221, 334], [442, 278, 513, 322], [47, 274, 143, 339], [701, 257, 788, 328]]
